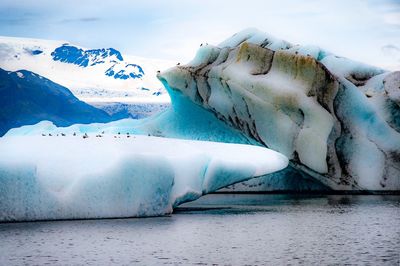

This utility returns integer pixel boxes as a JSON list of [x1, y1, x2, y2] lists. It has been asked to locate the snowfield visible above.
[[0, 36, 174, 103], [0, 135, 288, 221]]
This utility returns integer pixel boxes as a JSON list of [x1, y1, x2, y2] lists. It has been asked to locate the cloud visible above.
[[0, 0, 399, 70], [382, 44, 400, 63], [382, 44, 400, 52], [59, 17, 101, 24], [0, 9, 39, 26], [384, 12, 400, 26]]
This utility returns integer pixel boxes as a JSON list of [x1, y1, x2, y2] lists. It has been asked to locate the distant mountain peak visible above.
[[0, 36, 173, 103], [51, 44, 124, 67], [105, 63, 145, 80], [50, 44, 144, 81]]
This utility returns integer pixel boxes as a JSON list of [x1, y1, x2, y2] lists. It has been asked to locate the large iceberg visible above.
[[0, 135, 287, 221], [6, 83, 324, 192], [6, 28, 399, 192], [156, 28, 400, 191]]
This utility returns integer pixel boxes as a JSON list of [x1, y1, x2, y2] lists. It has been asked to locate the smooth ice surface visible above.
[[0, 135, 288, 221]]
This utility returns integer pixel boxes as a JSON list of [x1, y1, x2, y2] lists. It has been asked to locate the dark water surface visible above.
[[0, 194, 399, 265]]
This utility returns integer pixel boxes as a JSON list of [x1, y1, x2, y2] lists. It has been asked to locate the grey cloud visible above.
[[59, 17, 101, 24], [382, 44, 400, 53]]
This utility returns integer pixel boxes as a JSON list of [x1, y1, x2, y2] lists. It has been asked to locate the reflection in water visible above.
[[0, 194, 399, 265]]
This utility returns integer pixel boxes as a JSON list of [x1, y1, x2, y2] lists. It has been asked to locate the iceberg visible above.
[[0, 135, 288, 221], [156, 28, 400, 191], [6, 28, 399, 192]]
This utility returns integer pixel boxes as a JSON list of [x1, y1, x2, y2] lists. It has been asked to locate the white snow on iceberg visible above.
[[0, 135, 288, 221]]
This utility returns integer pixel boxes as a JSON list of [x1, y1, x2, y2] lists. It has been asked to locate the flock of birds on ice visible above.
[[40, 132, 143, 139]]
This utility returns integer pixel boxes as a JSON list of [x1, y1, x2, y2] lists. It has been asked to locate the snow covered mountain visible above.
[[0, 36, 173, 103]]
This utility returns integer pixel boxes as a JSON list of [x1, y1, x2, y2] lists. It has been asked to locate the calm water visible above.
[[0, 194, 399, 265]]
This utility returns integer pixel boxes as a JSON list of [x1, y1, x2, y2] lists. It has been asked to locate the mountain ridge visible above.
[[0, 67, 120, 136]]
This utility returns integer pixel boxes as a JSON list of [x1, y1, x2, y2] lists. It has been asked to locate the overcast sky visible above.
[[0, 0, 399, 70]]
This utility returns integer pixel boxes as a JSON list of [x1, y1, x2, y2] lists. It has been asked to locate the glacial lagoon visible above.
[[0, 194, 399, 265]]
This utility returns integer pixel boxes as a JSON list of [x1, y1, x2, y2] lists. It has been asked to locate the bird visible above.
[[83, 133, 88, 139], [41, 134, 46, 136], [61, 133, 66, 136], [49, 134, 52, 136], [177, 62, 180, 66], [73, 132, 76, 136]]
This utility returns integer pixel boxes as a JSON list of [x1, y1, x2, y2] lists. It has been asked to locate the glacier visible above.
[[0, 135, 287, 221], [155, 28, 400, 191]]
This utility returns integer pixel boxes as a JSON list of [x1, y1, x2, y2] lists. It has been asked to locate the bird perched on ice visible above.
[[177, 62, 180, 65], [83, 133, 88, 139]]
